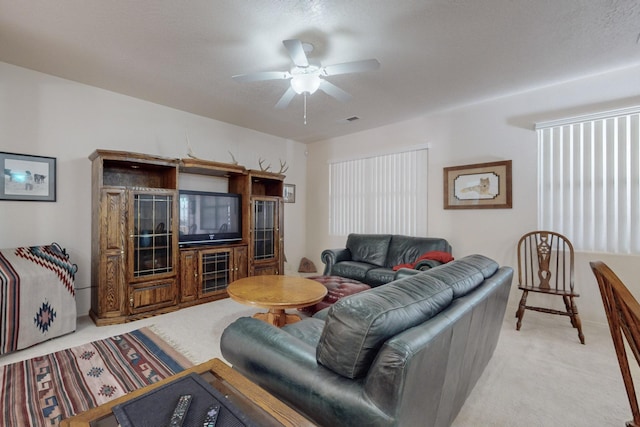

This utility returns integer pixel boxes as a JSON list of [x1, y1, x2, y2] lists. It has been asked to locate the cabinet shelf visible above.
[[180, 158, 247, 176]]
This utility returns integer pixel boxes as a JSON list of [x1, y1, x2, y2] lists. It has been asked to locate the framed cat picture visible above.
[[443, 160, 512, 209]]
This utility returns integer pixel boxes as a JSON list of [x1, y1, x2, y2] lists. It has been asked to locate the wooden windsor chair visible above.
[[590, 261, 640, 427], [515, 230, 585, 344]]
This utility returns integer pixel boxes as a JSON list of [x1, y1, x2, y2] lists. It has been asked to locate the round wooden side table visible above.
[[227, 275, 328, 327]]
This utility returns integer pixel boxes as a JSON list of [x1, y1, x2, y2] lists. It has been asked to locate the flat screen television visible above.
[[178, 190, 242, 246]]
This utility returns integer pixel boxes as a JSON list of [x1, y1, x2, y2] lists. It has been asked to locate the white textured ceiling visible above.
[[1, 1, 640, 143]]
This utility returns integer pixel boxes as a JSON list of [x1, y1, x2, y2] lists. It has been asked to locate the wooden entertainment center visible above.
[[89, 150, 285, 325]]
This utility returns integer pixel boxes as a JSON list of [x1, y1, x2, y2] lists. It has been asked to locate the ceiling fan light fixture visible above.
[[232, 39, 379, 113], [291, 73, 321, 94]]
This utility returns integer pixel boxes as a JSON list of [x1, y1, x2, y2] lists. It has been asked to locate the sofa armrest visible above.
[[393, 267, 421, 280], [221, 317, 318, 367], [321, 248, 352, 275], [413, 259, 443, 271], [392, 261, 443, 281], [220, 317, 391, 427]]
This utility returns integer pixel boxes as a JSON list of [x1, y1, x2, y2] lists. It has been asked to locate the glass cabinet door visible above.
[[131, 191, 175, 278], [200, 249, 231, 296], [253, 198, 276, 261]]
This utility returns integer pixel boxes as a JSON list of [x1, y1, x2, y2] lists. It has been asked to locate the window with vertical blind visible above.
[[329, 148, 428, 236], [536, 107, 640, 254]]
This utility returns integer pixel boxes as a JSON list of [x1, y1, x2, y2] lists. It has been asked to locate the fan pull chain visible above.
[[303, 93, 308, 125]]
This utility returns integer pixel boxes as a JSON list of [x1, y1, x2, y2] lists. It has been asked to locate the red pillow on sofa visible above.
[[417, 250, 454, 264], [393, 250, 454, 271]]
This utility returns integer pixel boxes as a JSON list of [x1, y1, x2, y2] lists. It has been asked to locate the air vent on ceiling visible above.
[[337, 116, 360, 124]]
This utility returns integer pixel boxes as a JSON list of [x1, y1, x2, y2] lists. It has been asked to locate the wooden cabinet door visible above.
[[277, 197, 284, 275], [128, 278, 177, 314], [96, 188, 127, 319], [252, 264, 279, 276], [250, 196, 282, 276], [127, 189, 178, 283], [179, 249, 198, 302], [122, 189, 179, 315], [233, 245, 248, 280], [199, 247, 233, 298]]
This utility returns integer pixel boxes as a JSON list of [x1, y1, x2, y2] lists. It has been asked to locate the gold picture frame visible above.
[[443, 160, 512, 209]]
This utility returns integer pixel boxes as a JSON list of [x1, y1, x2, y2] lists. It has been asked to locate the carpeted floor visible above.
[[0, 297, 635, 426], [452, 312, 633, 427], [0, 327, 192, 427]]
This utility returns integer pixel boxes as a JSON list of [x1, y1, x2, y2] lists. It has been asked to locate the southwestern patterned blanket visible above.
[[0, 243, 78, 355]]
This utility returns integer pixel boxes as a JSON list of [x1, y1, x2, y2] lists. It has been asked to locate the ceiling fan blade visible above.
[[275, 87, 297, 109], [319, 80, 352, 103], [232, 71, 291, 83], [322, 59, 380, 76], [283, 39, 309, 68]]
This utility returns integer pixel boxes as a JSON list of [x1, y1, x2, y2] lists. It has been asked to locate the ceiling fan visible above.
[[232, 39, 380, 123]]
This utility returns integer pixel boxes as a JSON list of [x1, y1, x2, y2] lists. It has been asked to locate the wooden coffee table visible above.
[[60, 358, 314, 427], [227, 275, 327, 327]]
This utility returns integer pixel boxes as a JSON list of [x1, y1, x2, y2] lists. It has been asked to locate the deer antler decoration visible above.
[[278, 159, 289, 174], [185, 131, 199, 159], [258, 158, 271, 172], [228, 151, 238, 165]]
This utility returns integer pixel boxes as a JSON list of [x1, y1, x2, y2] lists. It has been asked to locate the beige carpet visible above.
[[0, 298, 633, 426], [453, 311, 631, 426]]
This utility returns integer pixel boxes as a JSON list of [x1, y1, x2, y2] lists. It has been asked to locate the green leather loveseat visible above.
[[321, 233, 453, 286]]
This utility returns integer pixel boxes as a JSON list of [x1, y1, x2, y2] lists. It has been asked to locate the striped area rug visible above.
[[0, 327, 193, 426]]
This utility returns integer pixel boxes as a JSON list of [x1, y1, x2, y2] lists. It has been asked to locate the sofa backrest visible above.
[[425, 254, 498, 297], [346, 233, 392, 267], [457, 253, 500, 278], [316, 272, 454, 379], [384, 235, 452, 268]]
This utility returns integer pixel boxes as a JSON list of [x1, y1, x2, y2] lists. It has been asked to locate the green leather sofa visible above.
[[221, 254, 513, 427]]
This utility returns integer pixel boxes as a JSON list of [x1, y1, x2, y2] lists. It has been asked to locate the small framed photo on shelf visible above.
[[443, 160, 512, 209], [283, 183, 296, 203], [1, 152, 57, 202]]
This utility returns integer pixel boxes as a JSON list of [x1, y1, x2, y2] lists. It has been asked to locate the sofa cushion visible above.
[[346, 233, 392, 267], [331, 261, 375, 282], [385, 235, 452, 268], [316, 273, 454, 379]]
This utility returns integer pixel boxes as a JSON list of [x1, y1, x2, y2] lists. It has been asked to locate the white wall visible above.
[[0, 62, 307, 317], [307, 64, 640, 326]]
